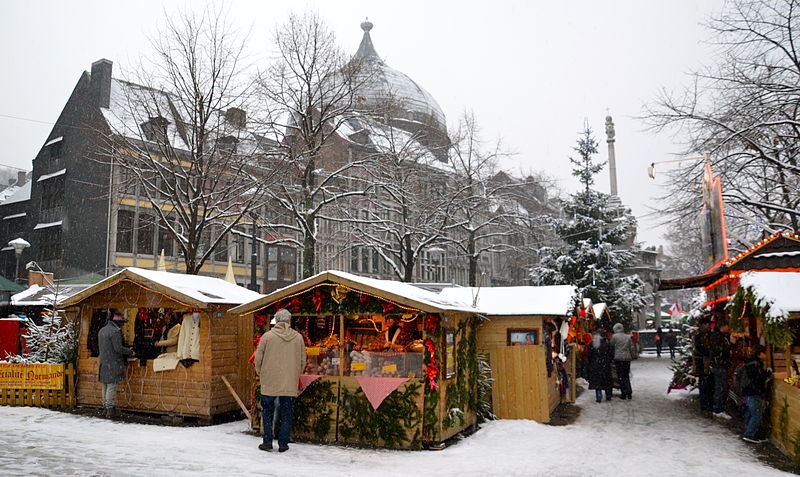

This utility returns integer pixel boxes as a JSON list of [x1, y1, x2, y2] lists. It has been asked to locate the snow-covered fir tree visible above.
[[4, 309, 78, 364], [530, 123, 646, 329]]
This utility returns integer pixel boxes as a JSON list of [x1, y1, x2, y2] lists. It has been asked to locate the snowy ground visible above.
[[0, 356, 793, 477]]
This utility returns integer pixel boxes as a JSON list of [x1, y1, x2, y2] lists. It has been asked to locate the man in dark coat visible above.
[[741, 344, 772, 443], [98, 311, 134, 418], [665, 329, 678, 358], [587, 331, 614, 402]]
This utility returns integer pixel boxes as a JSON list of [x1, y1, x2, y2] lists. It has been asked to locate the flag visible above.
[[669, 302, 681, 316]]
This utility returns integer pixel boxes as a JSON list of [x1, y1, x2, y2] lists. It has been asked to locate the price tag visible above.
[[382, 364, 397, 373], [351, 362, 366, 371], [331, 358, 341, 365], [407, 372, 416, 378], [306, 347, 320, 356]]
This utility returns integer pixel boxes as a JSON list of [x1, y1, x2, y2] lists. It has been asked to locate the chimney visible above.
[[17, 171, 26, 187], [225, 108, 247, 128], [90, 59, 113, 108]]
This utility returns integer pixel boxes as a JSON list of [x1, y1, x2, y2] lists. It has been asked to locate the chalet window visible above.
[[116, 210, 134, 253], [141, 116, 169, 143], [137, 213, 155, 255]]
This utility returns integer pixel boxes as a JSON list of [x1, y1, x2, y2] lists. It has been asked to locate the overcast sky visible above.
[[0, 0, 726, 246]]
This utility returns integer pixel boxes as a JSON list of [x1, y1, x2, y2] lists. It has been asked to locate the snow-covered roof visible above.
[[231, 270, 477, 315], [13, 284, 91, 307], [36, 168, 66, 182], [44, 136, 63, 147], [33, 221, 62, 230], [735, 271, 800, 321], [60, 267, 263, 309], [438, 285, 578, 316], [1, 181, 31, 205], [3, 212, 26, 220], [592, 302, 608, 319]]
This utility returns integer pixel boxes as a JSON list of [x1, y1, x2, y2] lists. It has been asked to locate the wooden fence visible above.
[[490, 345, 551, 422], [0, 363, 77, 407]]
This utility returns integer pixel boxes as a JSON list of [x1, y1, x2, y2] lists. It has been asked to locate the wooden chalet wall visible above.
[[476, 314, 567, 423], [74, 280, 250, 419]]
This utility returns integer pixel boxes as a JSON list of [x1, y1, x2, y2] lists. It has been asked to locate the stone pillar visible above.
[[605, 115, 618, 197]]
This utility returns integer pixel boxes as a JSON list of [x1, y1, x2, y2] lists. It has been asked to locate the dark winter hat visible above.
[[111, 312, 128, 322], [751, 344, 767, 356]]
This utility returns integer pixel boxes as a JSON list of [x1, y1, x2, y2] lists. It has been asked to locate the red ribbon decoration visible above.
[[423, 339, 439, 390], [287, 297, 302, 311], [425, 314, 440, 332], [254, 314, 267, 328], [252, 334, 262, 348], [359, 293, 370, 304], [312, 290, 324, 312], [381, 302, 395, 313]]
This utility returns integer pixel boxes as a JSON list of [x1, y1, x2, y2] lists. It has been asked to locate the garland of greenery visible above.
[[422, 314, 442, 442], [792, 428, 800, 466], [442, 316, 481, 429], [728, 287, 795, 347], [265, 283, 417, 316], [291, 379, 337, 441], [338, 381, 422, 449]]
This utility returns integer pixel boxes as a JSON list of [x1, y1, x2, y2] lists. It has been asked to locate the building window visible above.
[[214, 228, 229, 262], [233, 231, 245, 263], [116, 210, 134, 253], [137, 213, 155, 255], [157, 218, 174, 257], [40, 176, 65, 212], [266, 245, 296, 282], [38, 227, 62, 261]]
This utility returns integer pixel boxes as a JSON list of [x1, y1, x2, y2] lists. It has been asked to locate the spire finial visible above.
[[361, 17, 373, 32], [355, 18, 378, 59]]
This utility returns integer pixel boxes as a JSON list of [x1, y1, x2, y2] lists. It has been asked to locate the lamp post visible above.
[[647, 155, 708, 179], [8, 238, 30, 284]]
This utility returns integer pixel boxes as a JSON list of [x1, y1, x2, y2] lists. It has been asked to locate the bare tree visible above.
[[645, 0, 800, 245], [101, 7, 277, 274], [445, 112, 522, 287], [345, 103, 454, 282], [256, 12, 371, 279]]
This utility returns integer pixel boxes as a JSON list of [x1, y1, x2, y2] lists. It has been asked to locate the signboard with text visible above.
[[0, 363, 65, 390]]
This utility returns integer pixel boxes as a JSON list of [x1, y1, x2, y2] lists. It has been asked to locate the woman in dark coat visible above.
[[587, 330, 614, 402]]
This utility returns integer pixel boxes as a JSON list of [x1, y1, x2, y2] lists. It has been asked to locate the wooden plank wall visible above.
[[477, 315, 543, 352], [490, 345, 550, 422], [209, 307, 247, 415], [75, 289, 215, 417], [770, 378, 800, 457]]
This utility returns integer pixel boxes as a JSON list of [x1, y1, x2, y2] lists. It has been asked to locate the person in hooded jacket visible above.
[[254, 308, 306, 453], [610, 323, 634, 400], [587, 330, 614, 402], [740, 344, 772, 443]]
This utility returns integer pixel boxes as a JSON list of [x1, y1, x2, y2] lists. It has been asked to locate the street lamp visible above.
[[8, 238, 30, 284], [647, 155, 708, 179]]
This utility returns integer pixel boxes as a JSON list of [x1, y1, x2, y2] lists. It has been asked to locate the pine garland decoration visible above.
[[339, 381, 422, 449]]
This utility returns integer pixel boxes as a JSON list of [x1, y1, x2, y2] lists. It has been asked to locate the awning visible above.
[[657, 270, 726, 291]]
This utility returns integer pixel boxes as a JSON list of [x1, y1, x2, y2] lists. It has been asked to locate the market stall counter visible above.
[[230, 270, 480, 449]]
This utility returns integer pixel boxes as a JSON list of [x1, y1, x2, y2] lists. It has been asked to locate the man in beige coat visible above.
[[254, 308, 306, 452]]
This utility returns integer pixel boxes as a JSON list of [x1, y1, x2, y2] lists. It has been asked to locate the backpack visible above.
[[733, 362, 752, 392]]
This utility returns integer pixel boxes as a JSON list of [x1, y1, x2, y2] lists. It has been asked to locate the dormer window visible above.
[[141, 116, 170, 143]]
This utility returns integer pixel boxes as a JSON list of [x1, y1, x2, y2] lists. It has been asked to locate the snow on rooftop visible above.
[[36, 168, 66, 182], [12, 284, 90, 307], [1, 181, 31, 205], [257, 270, 476, 313], [755, 251, 800, 259], [3, 212, 27, 220], [438, 285, 577, 316], [33, 221, 62, 230], [736, 271, 800, 321], [70, 267, 263, 307], [43, 136, 63, 147]]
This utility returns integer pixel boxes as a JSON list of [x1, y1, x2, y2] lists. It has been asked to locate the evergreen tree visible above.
[[530, 124, 645, 328]]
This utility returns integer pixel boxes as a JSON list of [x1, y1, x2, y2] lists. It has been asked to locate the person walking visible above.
[[693, 317, 714, 412], [97, 311, 134, 419], [665, 329, 678, 358], [587, 330, 614, 402], [655, 327, 664, 358], [254, 308, 306, 453], [709, 322, 733, 420], [610, 323, 634, 400], [740, 344, 772, 443]]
